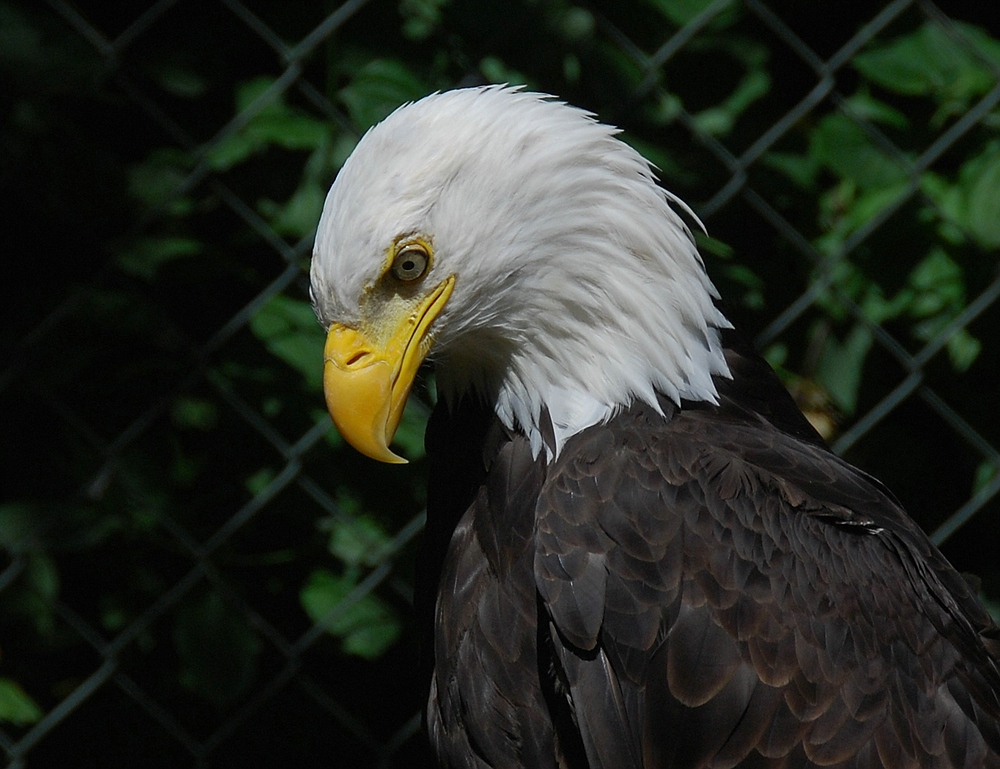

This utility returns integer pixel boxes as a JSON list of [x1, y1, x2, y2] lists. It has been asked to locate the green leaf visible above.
[[810, 113, 908, 189], [117, 237, 202, 280], [0, 502, 42, 553], [763, 342, 788, 369], [207, 78, 331, 170], [860, 284, 911, 325], [620, 133, 685, 180], [963, 147, 1000, 248], [763, 151, 820, 190], [339, 60, 427, 130], [854, 22, 1000, 108], [258, 177, 327, 239], [908, 248, 963, 317], [839, 182, 910, 237], [693, 231, 734, 259], [692, 107, 732, 136], [171, 397, 218, 430], [557, 7, 595, 42], [973, 460, 999, 495], [127, 148, 193, 211], [0, 679, 42, 725], [235, 76, 279, 113], [300, 570, 401, 660], [812, 259, 867, 320], [245, 467, 276, 495], [854, 28, 942, 96], [153, 65, 208, 99], [921, 171, 968, 242], [814, 323, 873, 414], [250, 295, 325, 391], [844, 89, 909, 130], [206, 131, 260, 171], [894, 249, 980, 371], [400, 0, 450, 39], [247, 112, 330, 153], [25, 554, 59, 601], [174, 591, 261, 709], [0, 505, 115, 555], [329, 515, 393, 568], [728, 66, 770, 111], [946, 329, 981, 372], [697, 67, 769, 135]]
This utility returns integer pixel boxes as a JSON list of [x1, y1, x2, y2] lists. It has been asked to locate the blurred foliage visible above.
[[1, 0, 999, 765], [760, 20, 1000, 414]]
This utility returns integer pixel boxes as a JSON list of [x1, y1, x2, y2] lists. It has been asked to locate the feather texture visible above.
[[423, 355, 1000, 767]]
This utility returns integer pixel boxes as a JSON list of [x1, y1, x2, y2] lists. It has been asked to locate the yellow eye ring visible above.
[[391, 244, 430, 282]]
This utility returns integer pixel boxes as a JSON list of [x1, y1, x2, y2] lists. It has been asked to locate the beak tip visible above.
[[326, 411, 409, 465]]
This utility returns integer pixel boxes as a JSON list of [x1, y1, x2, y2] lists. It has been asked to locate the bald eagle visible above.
[[311, 87, 1000, 768]]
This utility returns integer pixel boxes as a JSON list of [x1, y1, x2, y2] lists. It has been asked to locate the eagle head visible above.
[[311, 86, 732, 462]]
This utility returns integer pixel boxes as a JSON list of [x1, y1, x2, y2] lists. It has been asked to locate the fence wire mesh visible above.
[[2, 0, 999, 766]]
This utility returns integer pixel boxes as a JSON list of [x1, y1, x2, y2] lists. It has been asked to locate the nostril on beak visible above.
[[345, 350, 371, 367]]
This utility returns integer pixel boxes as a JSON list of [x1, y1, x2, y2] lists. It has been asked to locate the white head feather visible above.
[[311, 86, 732, 459]]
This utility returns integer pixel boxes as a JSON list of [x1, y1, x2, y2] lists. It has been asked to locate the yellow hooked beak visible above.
[[323, 276, 455, 463]]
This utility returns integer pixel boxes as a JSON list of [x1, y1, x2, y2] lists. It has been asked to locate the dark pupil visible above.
[[402, 259, 416, 272]]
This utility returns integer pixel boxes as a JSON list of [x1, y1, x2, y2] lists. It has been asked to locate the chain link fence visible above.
[[2, 0, 999, 766]]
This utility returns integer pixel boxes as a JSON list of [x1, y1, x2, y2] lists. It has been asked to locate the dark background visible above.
[[2, 0, 999, 766]]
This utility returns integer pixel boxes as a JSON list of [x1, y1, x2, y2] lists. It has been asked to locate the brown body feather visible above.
[[421, 332, 1000, 769]]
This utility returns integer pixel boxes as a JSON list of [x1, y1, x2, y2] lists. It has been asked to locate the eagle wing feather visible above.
[[533, 396, 1000, 768]]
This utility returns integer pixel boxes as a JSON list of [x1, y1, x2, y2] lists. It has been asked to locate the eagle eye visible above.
[[391, 244, 429, 282]]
